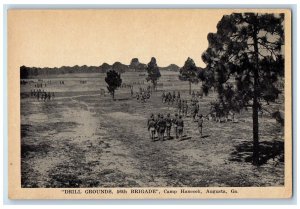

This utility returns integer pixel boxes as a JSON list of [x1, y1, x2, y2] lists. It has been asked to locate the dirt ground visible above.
[[21, 73, 284, 188]]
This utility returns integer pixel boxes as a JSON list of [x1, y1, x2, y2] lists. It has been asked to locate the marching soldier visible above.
[[173, 113, 179, 139], [177, 99, 182, 114], [184, 100, 188, 116], [157, 115, 166, 141], [177, 115, 184, 140], [197, 114, 204, 138], [162, 91, 166, 103], [165, 113, 172, 140], [148, 114, 156, 141]]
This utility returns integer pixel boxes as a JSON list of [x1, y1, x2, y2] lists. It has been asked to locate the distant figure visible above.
[[147, 114, 156, 141], [162, 91, 166, 103], [177, 99, 182, 114], [131, 87, 134, 97], [157, 115, 166, 141], [176, 92, 181, 103], [173, 113, 179, 139], [177, 115, 184, 140], [197, 114, 204, 138], [183, 100, 188, 116], [165, 113, 172, 140]]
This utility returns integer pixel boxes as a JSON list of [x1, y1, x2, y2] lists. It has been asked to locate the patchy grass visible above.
[[21, 74, 284, 188]]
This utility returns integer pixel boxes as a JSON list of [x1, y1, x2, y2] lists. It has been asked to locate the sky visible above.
[[8, 9, 228, 68]]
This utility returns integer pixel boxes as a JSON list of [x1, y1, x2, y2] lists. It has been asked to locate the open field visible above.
[[21, 72, 284, 188]]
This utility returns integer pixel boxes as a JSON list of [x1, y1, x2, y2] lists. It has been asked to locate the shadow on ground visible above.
[[229, 140, 284, 165]]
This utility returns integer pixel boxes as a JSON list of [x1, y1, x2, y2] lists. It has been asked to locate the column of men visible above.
[[30, 89, 55, 101], [147, 113, 183, 141], [147, 112, 204, 141], [135, 86, 152, 103]]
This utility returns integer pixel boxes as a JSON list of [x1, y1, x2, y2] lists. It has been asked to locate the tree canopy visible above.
[[179, 57, 202, 95], [146, 57, 161, 90], [105, 70, 122, 99]]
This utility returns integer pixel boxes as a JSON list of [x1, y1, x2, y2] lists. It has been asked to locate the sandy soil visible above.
[[21, 84, 284, 188]]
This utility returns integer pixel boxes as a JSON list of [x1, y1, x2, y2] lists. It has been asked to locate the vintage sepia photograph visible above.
[[8, 9, 292, 199]]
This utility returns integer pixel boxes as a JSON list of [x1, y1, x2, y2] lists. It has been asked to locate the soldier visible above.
[[131, 87, 134, 97], [167, 92, 172, 105], [177, 99, 182, 114], [191, 102, 198, 121], [173, 113, 179, 139], [177, 115, 184, 140], [157, 115, 166, 141], [197, 114, 204, 138], [148, 114, 156, 141], [172, 91, 176, 104], [162, 91, 166, 103], [165, 113, 172, 140], [155, 113, 161, 136], [184, 100, 188, 116], [48, 92, 52, 101], [192, 90, 195, 98]]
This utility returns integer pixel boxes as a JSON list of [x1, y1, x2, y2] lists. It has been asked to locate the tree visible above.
[[105, 70, 122, 100], [20, 65, 29, 79], [201, 13, 284, 165], [179, 57, 200, 95], [146, 57, 161, 90]]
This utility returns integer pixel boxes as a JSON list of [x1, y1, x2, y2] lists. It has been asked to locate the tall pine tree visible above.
[[201, 13, 284, 165]]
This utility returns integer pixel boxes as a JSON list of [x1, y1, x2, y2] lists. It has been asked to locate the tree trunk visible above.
[[112, 90, 115, 100], [252, 25, 260, 165], [189, 81, 191, 95]]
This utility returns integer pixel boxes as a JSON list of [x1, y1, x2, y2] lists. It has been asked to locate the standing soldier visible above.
[[168, 92, 172, 105], [197, 114, 204, 138], [162, 91, 166, 103], [172, 91, 176, 105], [52, 92, 55, 100], [173, 113, 179, 139], [155, 113, 161, 138], [177, 99, 182, 115], [192, 91, 195, 98], [177, 91, 181, 101], [177, 115, 184, 140], [158, 115, 166, 141], [165, 113, 172, 140], [184, 100, 189, 116], [131, 87, 134, 98], [148, 114, 156, 141]]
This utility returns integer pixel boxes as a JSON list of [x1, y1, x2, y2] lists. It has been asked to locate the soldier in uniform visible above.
[[147, 114, 156, 141], [167, 92, 172, 105], [173, 113, 179, 139], [158, 115, 166, 141], [172, 91, 176, 105], [162, 91, 166, 103], [184, 100, 189, 116], [177, 99, 182, 115], [177, 115, 184, 140], [197, 114, 204, 138], [165, 113, 172, 140], [155, 113, 161, 136]]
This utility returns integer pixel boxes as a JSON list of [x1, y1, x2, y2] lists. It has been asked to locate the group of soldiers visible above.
[[34, 83, 47, 88], [161, 91, 180, 105], [30, 89, 55, 101], [133, 86, 153, 102], [79, 80, 87, 84], [147, 112, 204, 141]]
